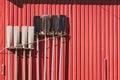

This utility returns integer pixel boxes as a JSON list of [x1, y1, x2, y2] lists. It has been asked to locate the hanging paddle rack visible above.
[[6, 15, 68, 80]]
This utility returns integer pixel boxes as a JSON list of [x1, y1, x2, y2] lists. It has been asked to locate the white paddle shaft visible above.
[[23, 50, 26, 80], [14, 50, 18, 80], [28, 50, 32, 80], [37, 35, 40, 80], [8, 50, 10, 80], [58, 33, 63, 80], [51, 33, 55, 80], [44, 34, 47, 80]]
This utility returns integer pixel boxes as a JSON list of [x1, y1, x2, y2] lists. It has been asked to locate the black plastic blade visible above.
[[41, 15, 50, 34], [33, 16, 41, 34], [50, 15, 59, 33], [59, 15, 67, 34]]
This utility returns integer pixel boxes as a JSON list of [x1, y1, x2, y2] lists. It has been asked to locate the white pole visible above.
[[14, 26, 20, 80], [6, 26, 12, 80], [28, 26, 34, 80], [58, 32, 63, 80], [51, 33, 55, 80], [44, 32, 47, 80], [37, 34, 40, 80], [22, 26, 27, 80]]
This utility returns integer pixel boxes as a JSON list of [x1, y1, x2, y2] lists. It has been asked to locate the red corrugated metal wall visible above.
[[0, 0, 120, 80]]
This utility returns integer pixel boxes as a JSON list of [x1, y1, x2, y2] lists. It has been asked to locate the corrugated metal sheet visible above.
[[0, 0, 119, 80]]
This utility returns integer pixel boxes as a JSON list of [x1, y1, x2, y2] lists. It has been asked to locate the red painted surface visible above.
[[0, 0, 120, 80]]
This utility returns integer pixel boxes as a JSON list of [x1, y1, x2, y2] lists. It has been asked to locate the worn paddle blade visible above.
[[59, 15, 67, 34], [6, 26, 12, 48], [14, 26, 20, 47], [33, 16, 41, 34], [50, 15, 59, 33], [41, 15, 50, 34], [28, 26, 34, 48], [22, 26, 27, 48]]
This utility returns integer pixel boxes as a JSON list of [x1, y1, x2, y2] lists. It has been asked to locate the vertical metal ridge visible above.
[[76, 4, 81, 80], [96, 5, 101, 80], [101, 5, 105, 80], [68, 2, 73, 80], [93, 5, 97, 80], [118, 5, 120, 80], [114, 5, 118, 80], [105, 5, 110, 80], [72, 3, 77, 80], [81, 5, 85, 80], [110, 5, 114, 80], [85, 5, 89, 80], [88, 5, 93, 80]]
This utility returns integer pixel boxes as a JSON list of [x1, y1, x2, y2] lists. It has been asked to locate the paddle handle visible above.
[[59, 34, 63, 80], [8, 50, 10, 80], [37, 35, 40, 80], [51, 34, 55, 80]]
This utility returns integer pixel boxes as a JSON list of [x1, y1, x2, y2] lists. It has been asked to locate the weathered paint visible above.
[[0, 0, 119, 80]]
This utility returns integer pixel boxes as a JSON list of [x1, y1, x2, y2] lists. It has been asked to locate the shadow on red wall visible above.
[[8, 0, 120, 8]]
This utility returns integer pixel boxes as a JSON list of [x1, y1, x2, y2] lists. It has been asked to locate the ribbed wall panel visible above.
[[0, 0, 119, 80]]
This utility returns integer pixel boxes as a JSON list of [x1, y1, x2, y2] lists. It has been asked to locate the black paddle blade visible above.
[[59, 15, 67, 34], [50, 15, 59, 33], [33, 16, 41, 34], [41, 15, 50, 34]]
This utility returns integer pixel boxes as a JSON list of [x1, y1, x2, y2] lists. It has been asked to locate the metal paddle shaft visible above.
[[8, 50, 10, 80], [29, 50, 32, 80], [50, 15, 59, 80], [28, 26, 34, 80], [34, 16, 41, 80], [14, 48, 18, 80], [44, 32, 47, 80], [37, 34, 40, 80], [23, 49, 26, 80], [58, 15, 67, 80], [41, 15, 50, 80], [6, 26, 12, 80], [58, 32, 63, 80], [51, 33, 55, 80]]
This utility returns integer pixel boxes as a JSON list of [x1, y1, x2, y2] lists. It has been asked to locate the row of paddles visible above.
[[6, 15, 68, 80], [6, 26, 34, 80]]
